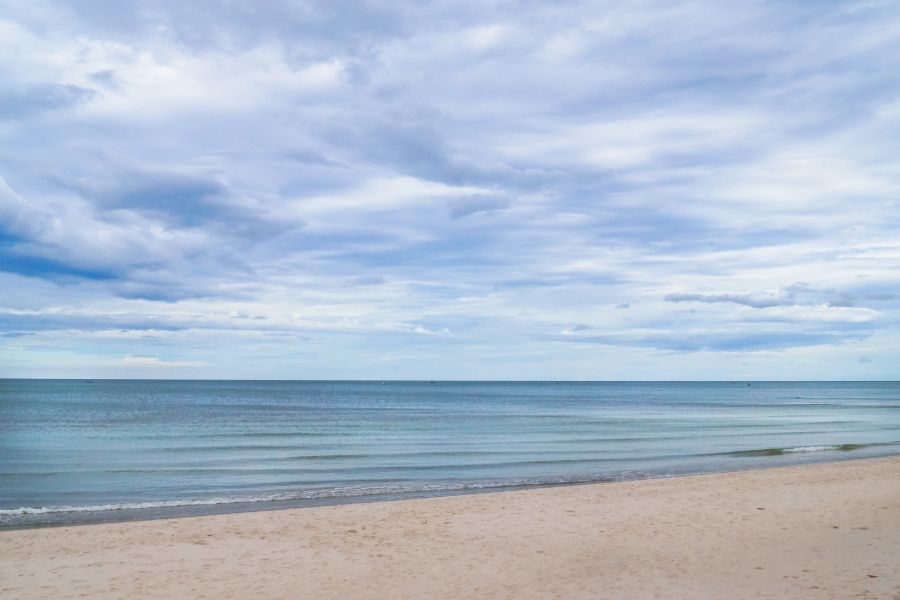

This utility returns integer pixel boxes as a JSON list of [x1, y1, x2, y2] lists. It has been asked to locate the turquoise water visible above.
[[1, 380, 899, 527]]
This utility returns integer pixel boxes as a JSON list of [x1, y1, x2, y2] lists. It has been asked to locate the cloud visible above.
[[446, 195, 509, 219], [0, 83, 99, 119], [664, 286, 865, 310], [2, 0, 900, 378], [664, 292, 794, 309], [120, 355, 208, 368], [559, 323, 594, 335], [551, 327, 873, 353], [0, 176, 214, 282]]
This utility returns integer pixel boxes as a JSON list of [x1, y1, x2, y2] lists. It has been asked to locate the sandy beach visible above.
[[2, 457, 898, 599]]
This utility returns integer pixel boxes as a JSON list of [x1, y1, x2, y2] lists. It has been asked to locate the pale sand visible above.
[[2, 457, 899, 600]]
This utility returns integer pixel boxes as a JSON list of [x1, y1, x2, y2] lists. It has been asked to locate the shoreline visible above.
[[2, 456, 898, 599], [3, 450, 897, 531]]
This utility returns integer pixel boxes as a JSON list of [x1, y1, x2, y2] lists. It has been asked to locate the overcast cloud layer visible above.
[[1, 0, 899, 379]]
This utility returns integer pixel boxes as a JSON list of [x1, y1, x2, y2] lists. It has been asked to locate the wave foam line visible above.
[[0, 474, 622, 517], [730, 443, 868, 457]]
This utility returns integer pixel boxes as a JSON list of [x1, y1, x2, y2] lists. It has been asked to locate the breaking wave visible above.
[[728, 443, 869, 458]]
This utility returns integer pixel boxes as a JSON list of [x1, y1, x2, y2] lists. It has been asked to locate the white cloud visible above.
[[1, 0, 900, 379], [120, 355, 207, 368]]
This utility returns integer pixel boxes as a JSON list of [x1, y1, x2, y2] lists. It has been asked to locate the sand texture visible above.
[[2, 457, 899, 599]]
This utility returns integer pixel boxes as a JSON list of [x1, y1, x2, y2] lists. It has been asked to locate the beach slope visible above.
[[2, 457, 899, 599]]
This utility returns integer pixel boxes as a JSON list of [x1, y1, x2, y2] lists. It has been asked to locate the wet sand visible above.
[[2, 456, 898, 599]]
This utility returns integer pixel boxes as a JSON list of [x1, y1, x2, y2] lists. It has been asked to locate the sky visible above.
[[1, 0, 899, 380]]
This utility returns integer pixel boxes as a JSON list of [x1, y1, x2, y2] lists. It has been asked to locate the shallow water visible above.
[[1, 380, 898, 527]]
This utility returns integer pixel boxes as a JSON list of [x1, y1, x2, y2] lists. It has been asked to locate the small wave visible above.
[[729, 443, 868, 457], [16, 455, 654, 479], [0, 475, 620, 517], [133, 431, 348, 441]]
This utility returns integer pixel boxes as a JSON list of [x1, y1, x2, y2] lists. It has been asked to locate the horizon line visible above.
[[2, 378, 899, 383]]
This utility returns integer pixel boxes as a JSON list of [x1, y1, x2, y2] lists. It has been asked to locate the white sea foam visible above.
[[782, 445, 840, 453], [0, 475, 613, 517]]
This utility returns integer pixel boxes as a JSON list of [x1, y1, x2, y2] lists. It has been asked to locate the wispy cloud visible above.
[[120, 356, 208, 368], [1, 0, 899, 379], [664, 292, 795, 310]]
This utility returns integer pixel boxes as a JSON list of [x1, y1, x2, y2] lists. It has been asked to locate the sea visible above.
[[1, 380, 898, 528]]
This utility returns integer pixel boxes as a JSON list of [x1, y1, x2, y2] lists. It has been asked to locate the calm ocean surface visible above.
[[1, 380, 899, 527]]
